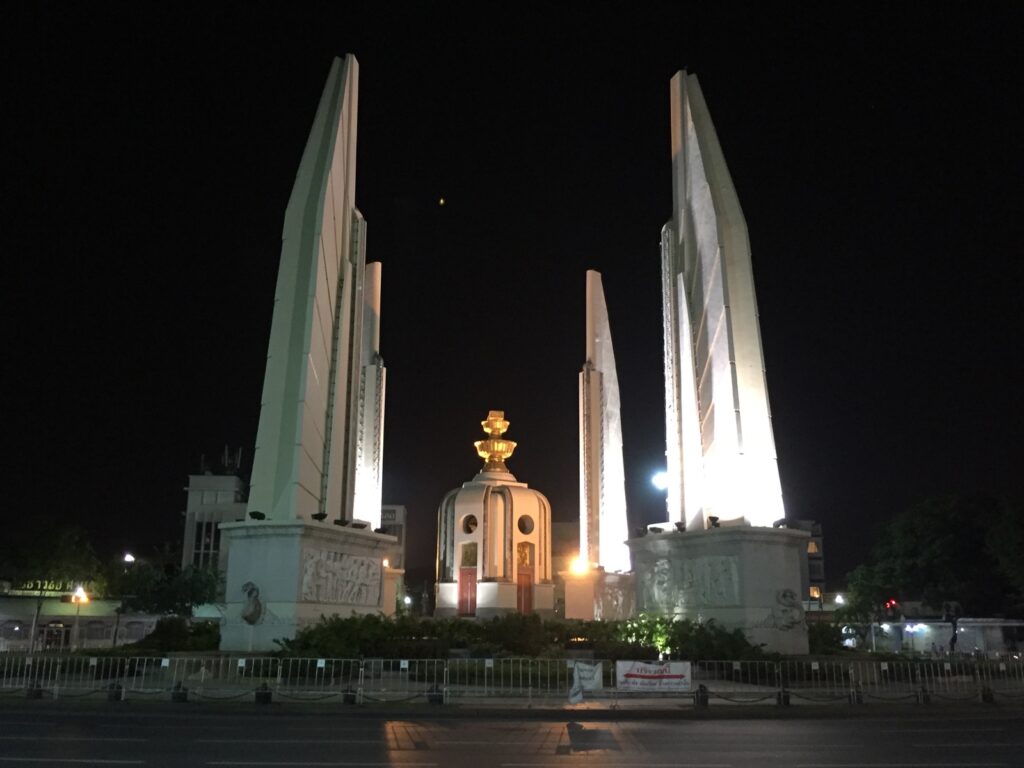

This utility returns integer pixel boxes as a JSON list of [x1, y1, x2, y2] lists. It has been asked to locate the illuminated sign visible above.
[[9, 579, 92, 597]]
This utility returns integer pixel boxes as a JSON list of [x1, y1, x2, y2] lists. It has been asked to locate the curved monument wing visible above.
[[662, 72, 785, 530], [247, 55, 368, 522], [580, 270, 630, 572]]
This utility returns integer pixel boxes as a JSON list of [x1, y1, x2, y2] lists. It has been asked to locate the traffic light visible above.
[[883, 598, 899, 619]]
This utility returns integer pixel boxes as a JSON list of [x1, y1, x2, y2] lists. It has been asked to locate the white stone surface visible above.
[[562, 569, 635, 621], [661, 72, 785, 531], [218, 57, 395, 652], [579, 270, 630, 573], [628, 526, 809, 654], [353, 261, 386, 530], [247, 55, 372, 524], [219, 520, 396, 651]]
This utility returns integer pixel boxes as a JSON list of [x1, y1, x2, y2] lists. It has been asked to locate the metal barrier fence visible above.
[[1, 655, 1022, 705]]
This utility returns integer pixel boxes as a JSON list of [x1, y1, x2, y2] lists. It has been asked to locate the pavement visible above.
[[2, 687, 1023, 721]]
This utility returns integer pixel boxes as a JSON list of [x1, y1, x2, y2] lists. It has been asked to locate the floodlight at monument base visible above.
[[569, 556, 590, 576]]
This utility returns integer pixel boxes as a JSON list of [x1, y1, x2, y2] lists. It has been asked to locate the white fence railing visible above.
[[1, 655, 1022, 705]]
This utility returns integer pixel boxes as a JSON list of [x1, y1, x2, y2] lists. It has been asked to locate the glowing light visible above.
[[72, 586, 89, 604], [438, 197, 446, 206], [123, 553, 135, 563], [382, 558, 390, 568], [880, 623, 891, 631], [570, 557, 589, 576], [905, 623, 927, 634], [403, 595, 412, 606], [651, 471, 669, 491], [834, 593, 845, 605]]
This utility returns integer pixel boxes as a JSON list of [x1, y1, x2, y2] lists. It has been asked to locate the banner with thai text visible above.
[[615, 660, 691, 692], [567, 661, 603, 703]]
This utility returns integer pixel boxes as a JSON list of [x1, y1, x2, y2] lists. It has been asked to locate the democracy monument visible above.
[[213, 55, 807, 653], [627, 71, 807, 653], [217, 56, 398, 651]]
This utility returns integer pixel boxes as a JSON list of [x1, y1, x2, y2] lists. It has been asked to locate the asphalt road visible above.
[[0, 704, 1022, 767]]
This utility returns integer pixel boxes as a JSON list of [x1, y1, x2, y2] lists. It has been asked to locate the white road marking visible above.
[[796, 764, 1008, 767], [913, 745, 1013, 748], [0, 737, 146, 742], [880, 729, 1005, 733], [0, 760, 144, 765], [206, 764, 437, 767]]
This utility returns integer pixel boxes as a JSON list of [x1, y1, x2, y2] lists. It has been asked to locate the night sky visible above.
[[6, 4, 1023, 586]]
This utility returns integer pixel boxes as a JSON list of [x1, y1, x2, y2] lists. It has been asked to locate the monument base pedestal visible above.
[[434, 580, 555, 619], [218, 520, 398, 651], [561, 569, 635, 621], [627, 525, 809, 655]]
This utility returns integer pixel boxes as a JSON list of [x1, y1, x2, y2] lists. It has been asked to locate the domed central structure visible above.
[[434, 411, 554, 618]]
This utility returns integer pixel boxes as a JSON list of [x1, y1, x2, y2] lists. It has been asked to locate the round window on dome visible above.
[[517, 515, 535, 535], [462, 515, 478, 534]]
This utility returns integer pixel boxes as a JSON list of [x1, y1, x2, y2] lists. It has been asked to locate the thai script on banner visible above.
[[615, 660, 692, 692], [567, 661, 603, 703], [566, 661, 603, 690]]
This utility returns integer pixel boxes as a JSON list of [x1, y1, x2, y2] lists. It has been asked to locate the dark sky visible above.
[[5, 3, 1023, 585]]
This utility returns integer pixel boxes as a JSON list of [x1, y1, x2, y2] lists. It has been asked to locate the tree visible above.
[[109, 561, 219, 616], [845, 495, 1017, 617], [986, 501, 1024, 616]]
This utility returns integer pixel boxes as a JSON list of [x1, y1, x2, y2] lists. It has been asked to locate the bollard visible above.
[[694, 684, 709, 708], [255, 683, 272, 705], [171, 683, 188, 703], [777, 689, 790, 706], [918, 687, 930, 704], [849, 689, 863, 705], [981, 686, 995, 704], [107, 683, 124, 702]]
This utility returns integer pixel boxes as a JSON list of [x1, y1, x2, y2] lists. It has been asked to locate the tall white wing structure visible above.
[[662, 71, 785, 531], [247, 55, 381, 523], [353, 261, 386, 530], [579, 271, 631, 572]]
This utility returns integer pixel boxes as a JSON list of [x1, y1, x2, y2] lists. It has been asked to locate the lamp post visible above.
[[112, 553, 136, 648], [71, 586, 89, 652]]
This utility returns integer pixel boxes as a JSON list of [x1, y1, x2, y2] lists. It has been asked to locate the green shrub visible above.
[[807, 621, 845, 655], [112, 616, 220, 653], [276, 612, 766, 660]]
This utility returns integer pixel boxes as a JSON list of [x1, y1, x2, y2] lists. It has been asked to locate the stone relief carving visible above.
[[680, 556, 739, 607], [300, 549, 381, 606], [748, 588, 806, 631], [639, 557, 675, 612], [241, 581, 263, 625], [595, 581, 635, 621], [639, 555, 739, 612]]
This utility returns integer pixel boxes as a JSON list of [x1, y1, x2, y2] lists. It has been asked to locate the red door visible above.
[[458, 567, 476, 616], [517, 566, 533, 614]]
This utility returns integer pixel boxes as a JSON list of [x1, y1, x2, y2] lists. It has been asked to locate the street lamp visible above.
[[651, 471, 668, 491], [123, 553, 135, 563], [71, 586, 89, 652]]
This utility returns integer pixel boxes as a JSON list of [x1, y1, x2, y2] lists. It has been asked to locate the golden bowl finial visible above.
[[474, 410, 517, 472]]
